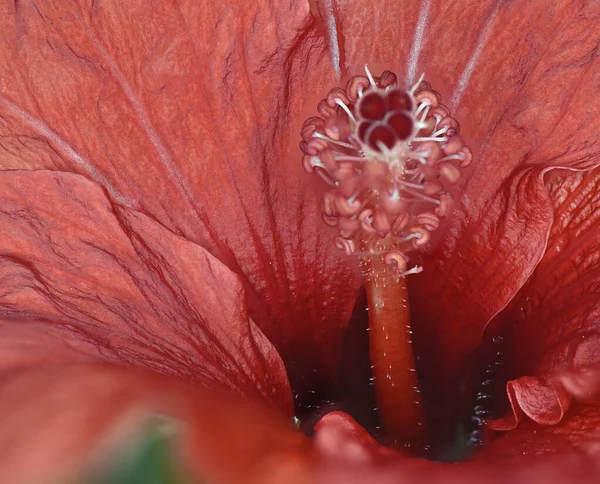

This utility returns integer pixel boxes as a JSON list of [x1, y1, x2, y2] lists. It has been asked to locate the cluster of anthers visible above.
[[300, 66, 472, 279]]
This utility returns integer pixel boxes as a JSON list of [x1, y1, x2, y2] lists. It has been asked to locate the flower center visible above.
[[300, 67, 474, 453]]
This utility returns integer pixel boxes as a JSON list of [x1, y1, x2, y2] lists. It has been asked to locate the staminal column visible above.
[[364, 251, 426, 448]]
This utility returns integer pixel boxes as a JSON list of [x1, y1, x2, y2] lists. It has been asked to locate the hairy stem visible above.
[[365, 258, 426, 448]]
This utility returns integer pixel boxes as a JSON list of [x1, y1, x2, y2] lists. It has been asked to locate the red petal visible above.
[[484, 168, 600, 429], [0, 170, 291, 412], [317, 448, 600, 484], [495, 168, 600, 372], [314, 411, 402, 462], [412, 167, 557, 425], [0, 364, 310, 484], [457, 168, 600, 471], [0, 1, 359, 395], [477, 402, 600, 482]]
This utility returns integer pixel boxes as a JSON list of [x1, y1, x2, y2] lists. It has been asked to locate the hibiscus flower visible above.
[[1, 0, 599, 483]]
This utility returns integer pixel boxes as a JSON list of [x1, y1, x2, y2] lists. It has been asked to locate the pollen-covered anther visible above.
[[335, 237, 356, 256], [322, 212, 339, 227], [392, 213, 410, 234], [414, 141, 443, 164], [384, 251, 408, 272], [414, 89, 440, 108], [359, 208, 377, 234], [323, 191, 338, 217], [408, 226, 430, 247], [335, 193, 362, 217], [423, 181, 443, 196], [301, 117, 323, 141], [326, 88, 350, 108], [338, 217, 360, 239], [437, 116, 460, 135], [435, 193, 453, 217], [438, 162, 461, 184], [321, 191, 340, 227], [378, 70, 398, 89], [457, 147, 473, 167], [373, 210, 392, 238], [325, 115, 352, 141], [416, 212, 440, 231], [300, 66, 473, 277]]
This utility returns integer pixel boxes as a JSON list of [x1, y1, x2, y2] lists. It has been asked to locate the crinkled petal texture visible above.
[[2, 0, 600, 483], [486, 168, 600, 433], [0, 170, 308, 482], [0, 0, 359, 396], [0, 170, 291, 411]]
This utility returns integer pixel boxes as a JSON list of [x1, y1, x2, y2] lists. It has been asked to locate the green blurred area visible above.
[[84, 418, 198, 484]]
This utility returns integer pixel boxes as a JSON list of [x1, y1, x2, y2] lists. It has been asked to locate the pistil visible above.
[[299, 66, 471, 449]]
